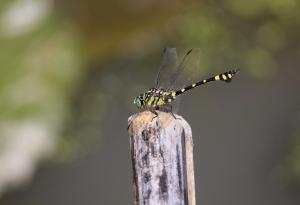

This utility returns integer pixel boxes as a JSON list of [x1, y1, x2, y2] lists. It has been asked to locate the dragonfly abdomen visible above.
[[175, 69, 240, 96], [142, 69, 239, 109]]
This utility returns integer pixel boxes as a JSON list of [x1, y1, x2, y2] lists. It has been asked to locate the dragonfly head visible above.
[[133, 94, 145, 109]]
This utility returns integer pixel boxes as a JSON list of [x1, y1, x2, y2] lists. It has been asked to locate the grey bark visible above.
[[128, 111, 196, 205]]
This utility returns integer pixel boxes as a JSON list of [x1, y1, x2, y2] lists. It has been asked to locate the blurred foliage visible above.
[[57, 0, 194, 61], [0, 0, 84, 193], [0, 0, 83, 125], [176, 0, 300, 78], [58, 0, 300, 77]]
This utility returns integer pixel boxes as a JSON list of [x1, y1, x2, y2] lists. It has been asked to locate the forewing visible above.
[[170, 48, 206, 90], [155, 48, 178, 89]]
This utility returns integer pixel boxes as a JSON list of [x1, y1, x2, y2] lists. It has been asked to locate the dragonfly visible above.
[[133, 48, 239, 117]]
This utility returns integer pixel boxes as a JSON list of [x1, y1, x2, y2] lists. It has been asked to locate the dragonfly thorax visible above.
[[134, 88, 176, 110]]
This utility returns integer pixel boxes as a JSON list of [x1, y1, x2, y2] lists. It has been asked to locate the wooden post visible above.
[[128, 111, 196, 205]]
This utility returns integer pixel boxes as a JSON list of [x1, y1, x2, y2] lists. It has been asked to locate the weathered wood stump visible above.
[[128, 111, 196, 205]]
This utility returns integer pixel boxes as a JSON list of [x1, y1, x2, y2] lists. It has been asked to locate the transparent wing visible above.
[[155, 48, 178, 89], [170, 48, 206, 91]]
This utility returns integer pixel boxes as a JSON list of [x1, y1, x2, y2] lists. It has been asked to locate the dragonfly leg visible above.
[[170, 111, 177, 119], [149, 108, 159, 120], [164, 104, 180, 120]]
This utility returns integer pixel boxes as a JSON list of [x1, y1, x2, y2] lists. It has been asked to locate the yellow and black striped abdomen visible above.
[[175, 69, 239, 96], [213, 69, 239, 82]]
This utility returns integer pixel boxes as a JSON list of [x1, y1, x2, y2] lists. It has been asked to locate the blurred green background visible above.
[[0, 0, 300, 204]]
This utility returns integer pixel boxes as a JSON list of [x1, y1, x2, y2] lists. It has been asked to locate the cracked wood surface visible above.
[[128, 111, 196, 205]]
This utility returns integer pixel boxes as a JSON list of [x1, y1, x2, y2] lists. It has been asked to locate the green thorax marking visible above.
[[144, 88, 174, 108]]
